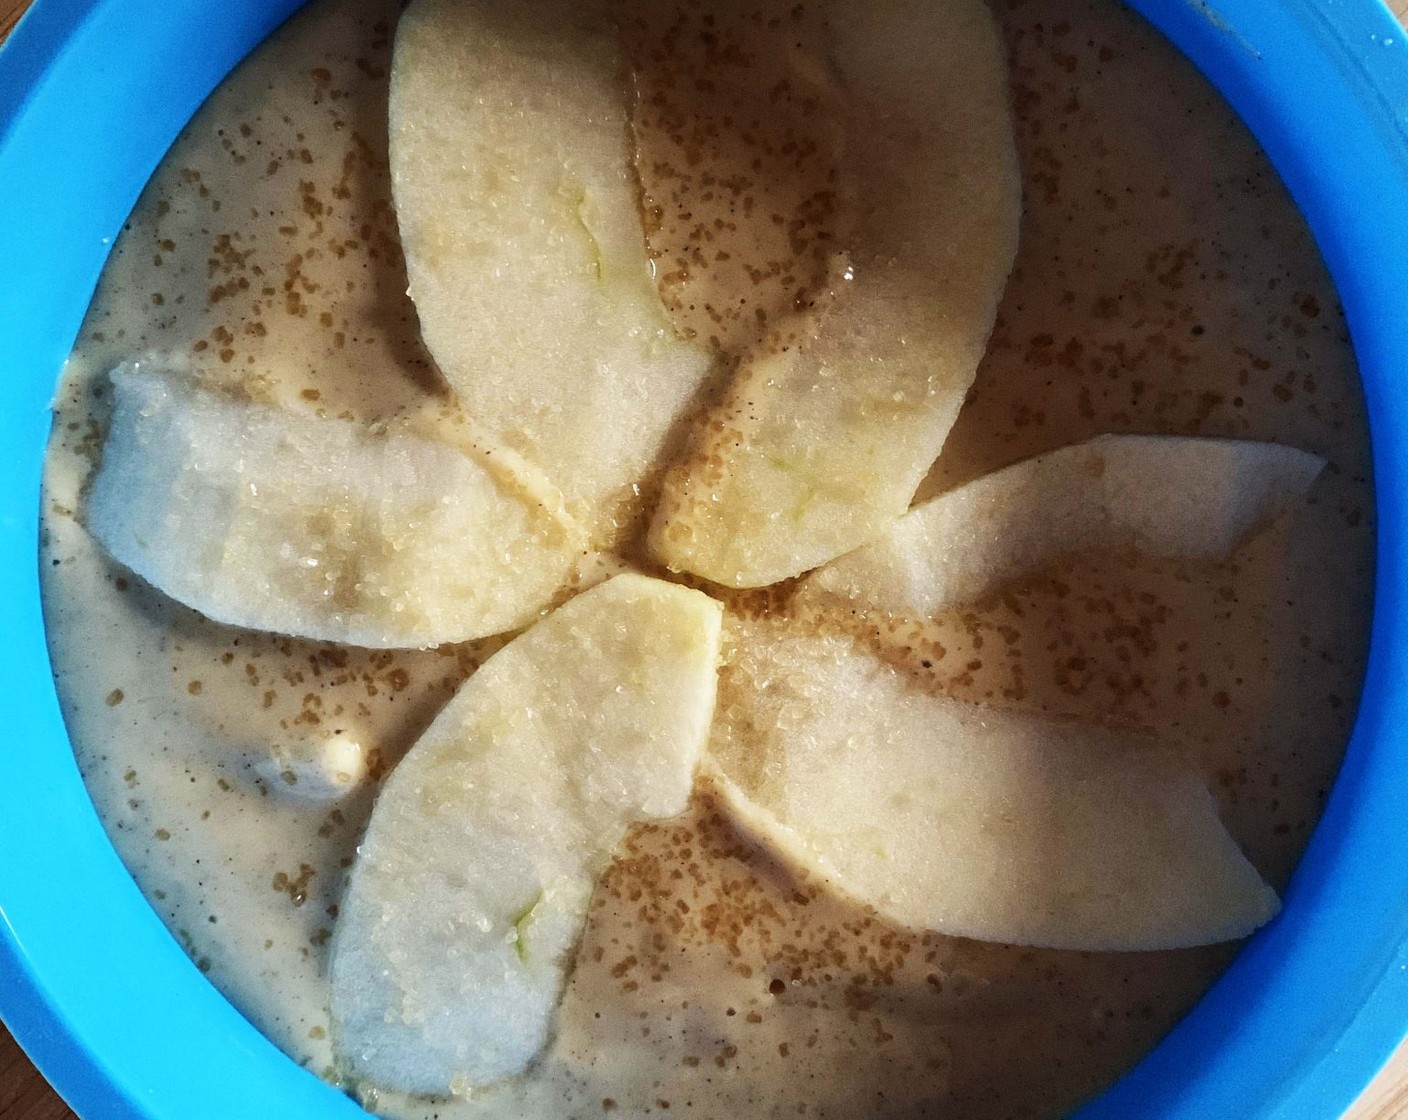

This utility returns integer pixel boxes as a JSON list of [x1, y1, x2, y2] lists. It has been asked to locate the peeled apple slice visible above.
[[390, 0, 715, 540], [329, 574, 723, 1096], [708, 624, 1279, 950], [649, 0, 1021, 587], [805, 434, 1326, 617], [85, 363, 583, 648]]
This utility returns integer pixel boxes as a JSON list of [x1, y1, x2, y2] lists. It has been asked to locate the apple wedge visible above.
[[389, 0, 715, 541], [85, 363, 583, 648], [805, 434, 1326, 617], [649, 0, 1021, 587], [708, 623, 1279, 950], [329, 574, 722, 1095]]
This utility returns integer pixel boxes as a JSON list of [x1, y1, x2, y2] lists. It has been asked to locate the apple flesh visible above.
[[649, 0, 1021, 587], [390, 0, 715, 542], [806, 434, 1326, 617], [85, 363, 583, 648], [329, 574, 723, 1095], [708, 622, 1279, 951]]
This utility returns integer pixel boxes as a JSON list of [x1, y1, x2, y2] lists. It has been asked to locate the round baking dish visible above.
[[2, 1, 1408, 1117]]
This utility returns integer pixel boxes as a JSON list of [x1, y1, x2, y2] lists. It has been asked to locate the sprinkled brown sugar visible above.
[[273, 863, 318, 907], [68, 21, 438, 419], [619, 0, 846, 356], [35, 0, 1374, 1115], [557, 792, 1236, 1117]]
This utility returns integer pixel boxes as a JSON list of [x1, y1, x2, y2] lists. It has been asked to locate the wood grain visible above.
[[1, 1025, 75, 1120], [0, 0, 25, 41], [3, 0, 1408, 1118]]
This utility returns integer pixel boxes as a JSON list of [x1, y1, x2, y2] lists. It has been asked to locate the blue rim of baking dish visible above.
[[2, 0, 1408, 1117]]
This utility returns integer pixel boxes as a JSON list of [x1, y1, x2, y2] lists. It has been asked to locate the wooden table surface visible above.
[[4, 0, 1408, 1116]]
